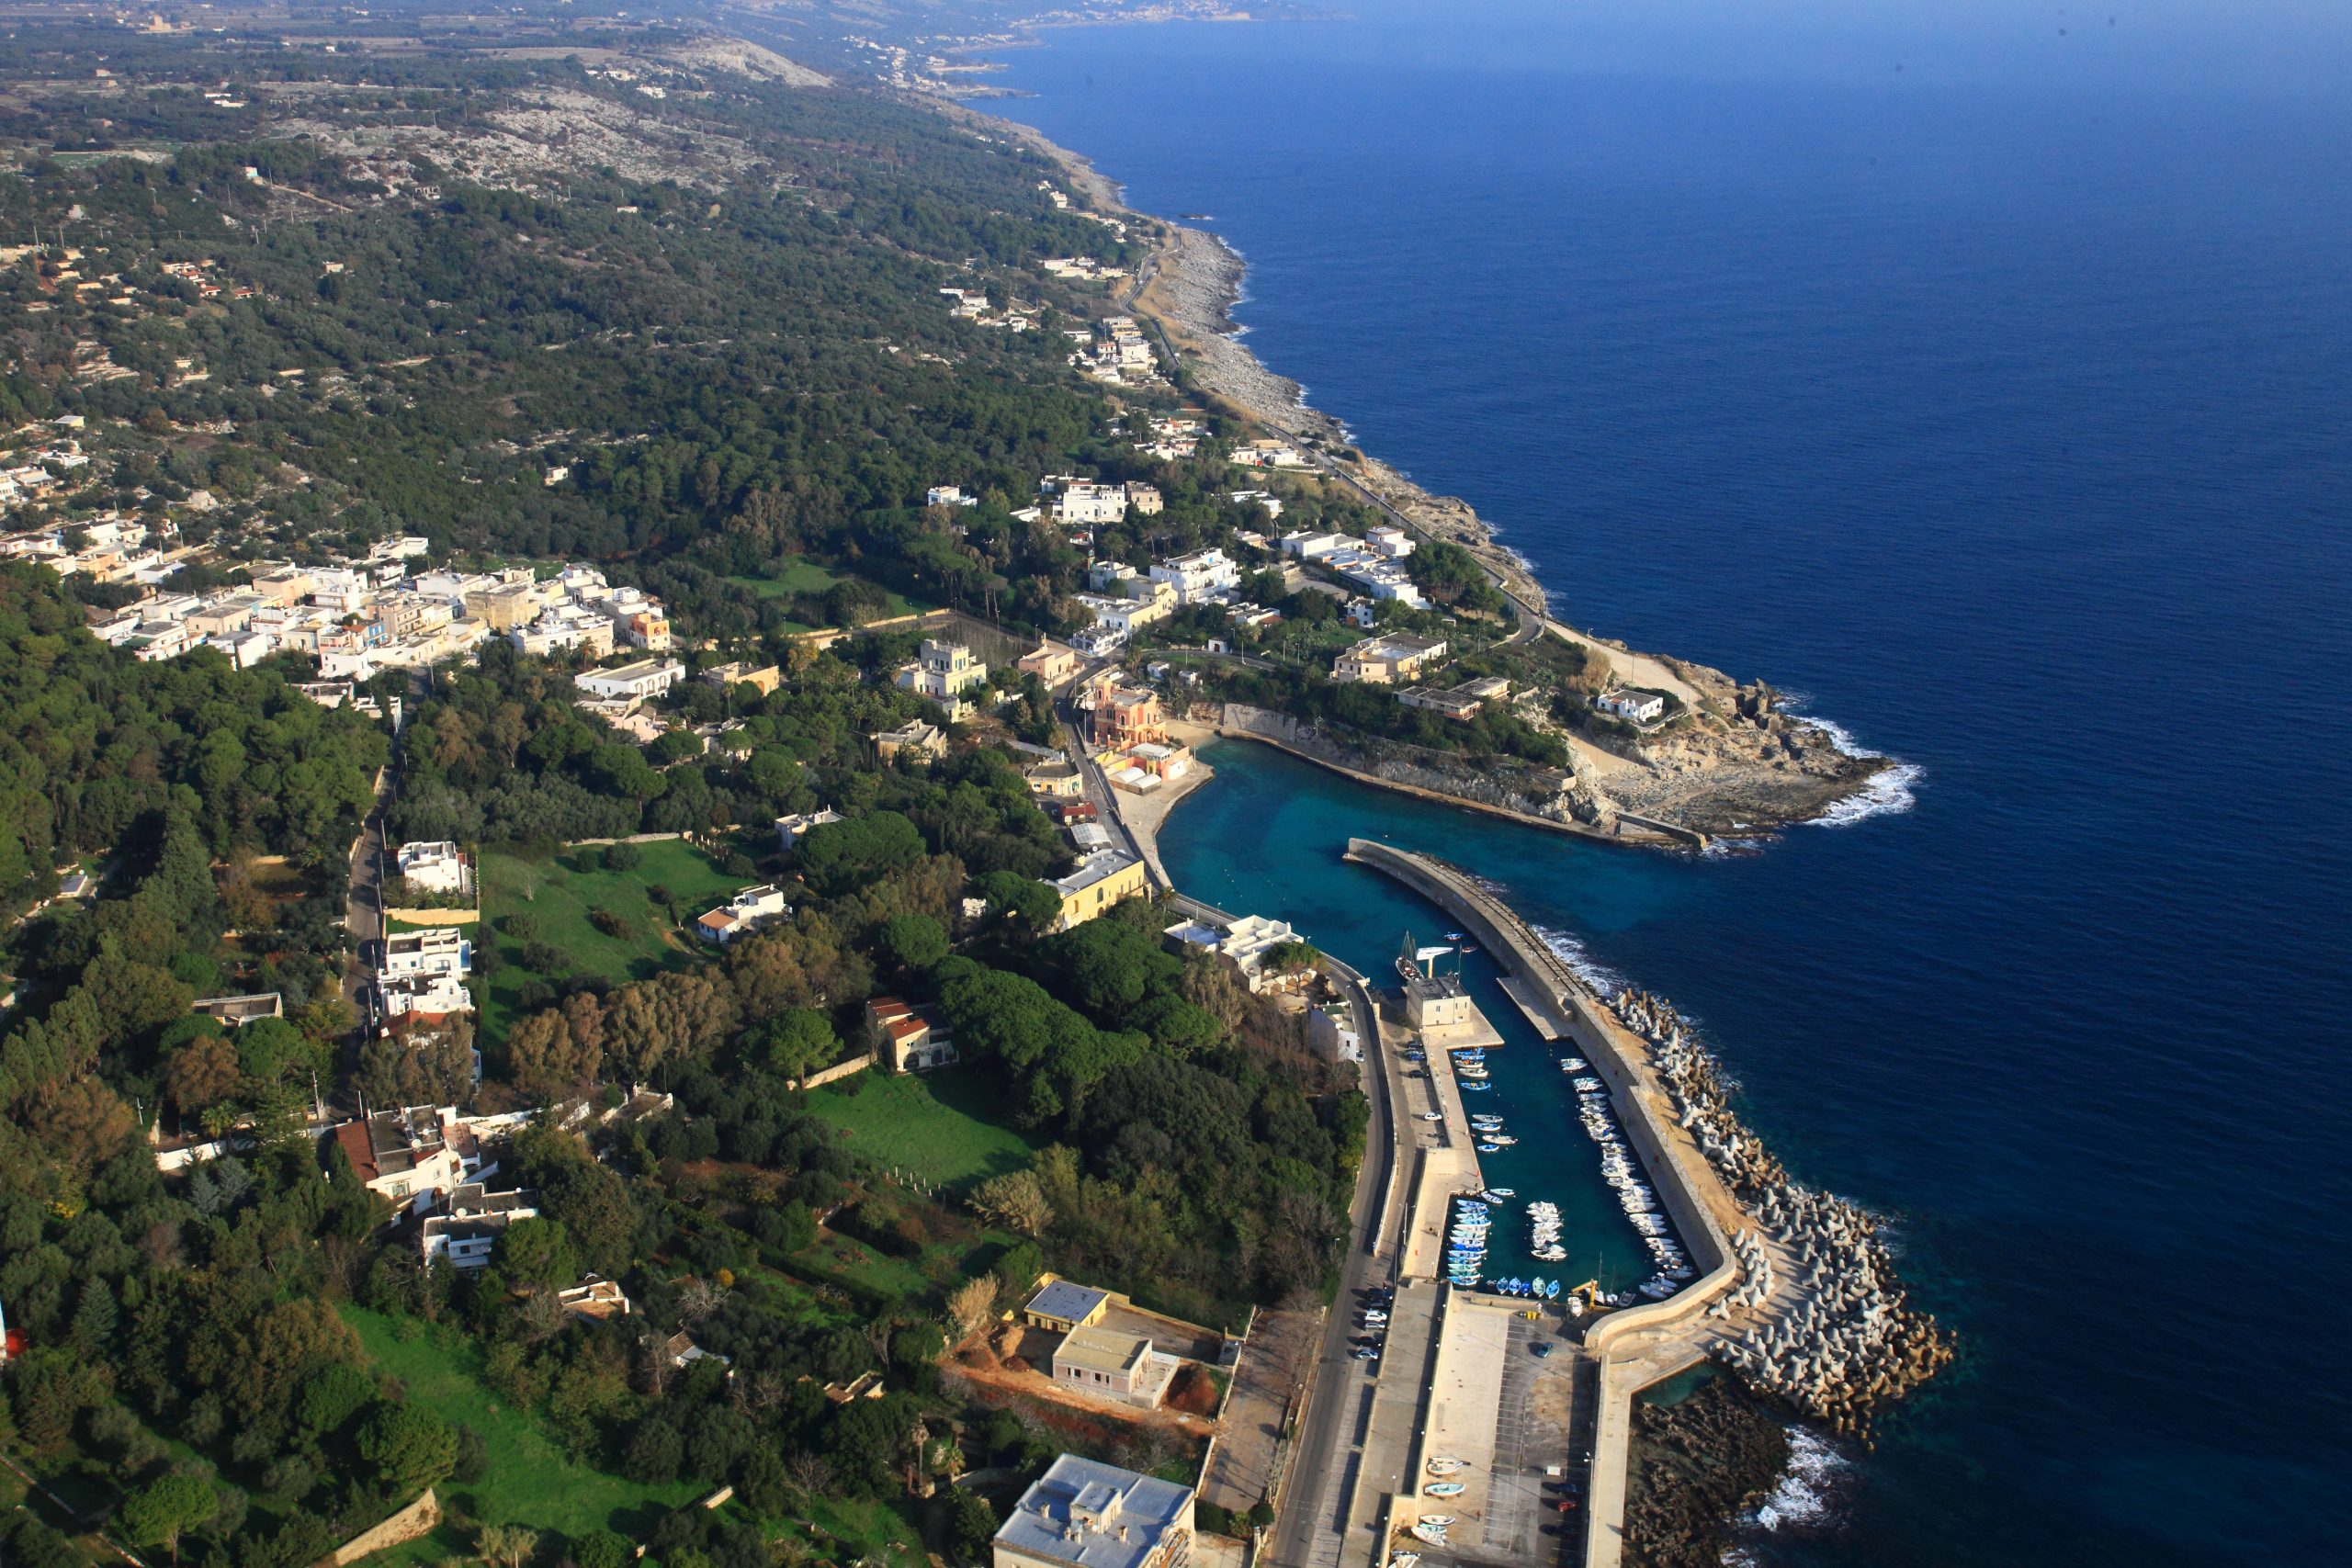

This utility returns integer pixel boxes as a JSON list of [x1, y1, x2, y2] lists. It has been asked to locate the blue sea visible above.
[[991, 4, 2352, 1563]]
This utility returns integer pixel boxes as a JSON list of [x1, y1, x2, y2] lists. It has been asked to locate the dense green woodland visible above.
[[0, 25, 1365, 1568]]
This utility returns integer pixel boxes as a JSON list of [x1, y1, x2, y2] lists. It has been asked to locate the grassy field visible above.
[[476, 840, 742, 1043], [343, 1308, 699, 1558], [803, 1070, 1037, 1191], [727, 558, 927, 628]]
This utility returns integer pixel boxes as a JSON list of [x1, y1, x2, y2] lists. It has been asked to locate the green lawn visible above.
[[803, 1070, 1038, 1191], [767, 1493, 928, 1568], [727, 559, 927, 628], [477, 840, 743, 1043], [343, 1308, 698, 1560]]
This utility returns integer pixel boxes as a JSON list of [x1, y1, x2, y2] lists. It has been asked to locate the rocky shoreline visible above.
[[1010, 126, 1905, 836], [1624, 1374, 1792, 1568]]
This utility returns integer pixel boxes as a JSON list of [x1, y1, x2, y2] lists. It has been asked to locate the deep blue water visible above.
[[992, 5, 2352, 1563]]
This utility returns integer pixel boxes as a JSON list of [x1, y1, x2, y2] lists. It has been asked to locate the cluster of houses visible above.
[[1068, 315, 1159, 385], [1, 507, 182, 588], [1329, 631, 1516, 723], [0, 424, 94, 522], [938, 286, 1036, 333], [71, 538, 673, 678], [1131, 413, 1203, 462], [1069, 547, 1238, 657], [1038, 255, 1126, 284], [1280, 524, 1423, 608]]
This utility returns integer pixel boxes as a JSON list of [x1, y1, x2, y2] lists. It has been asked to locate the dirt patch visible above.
[[1164, 1363, 1221, 1416]]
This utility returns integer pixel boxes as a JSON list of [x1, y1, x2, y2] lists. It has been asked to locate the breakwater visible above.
[[1613, 988, 1956, 1438]]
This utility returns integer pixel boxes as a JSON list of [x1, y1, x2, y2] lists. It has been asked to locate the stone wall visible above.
[[320, 1488, 439, 1567], [792, 1051, 876, 1091]]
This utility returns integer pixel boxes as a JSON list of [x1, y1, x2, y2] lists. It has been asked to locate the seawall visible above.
[[1213, 709, 1693, 850]]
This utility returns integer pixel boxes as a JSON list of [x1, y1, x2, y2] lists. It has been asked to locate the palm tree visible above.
[[477, 1523, 540, 1568]]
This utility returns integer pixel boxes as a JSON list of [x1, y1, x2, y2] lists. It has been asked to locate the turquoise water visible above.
[[1166, 751, 1665, 1294]]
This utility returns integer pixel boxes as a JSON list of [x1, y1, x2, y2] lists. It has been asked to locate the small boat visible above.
[[1391, 1556, 1421, 1568], [1424, 1482, 1466, 1497], [1417, 1515, 1455, 1528], [1426, 1457, 1468, 1475], [1409, 1523, 1449, 1547], [1464, 1082, 1494, 1092], [1486, 1134, 1518, 1146], [1545, 1280, 1562, 1299], [1476, 1142, 1501, 1154], [1487, 1186, 1515, 1197]]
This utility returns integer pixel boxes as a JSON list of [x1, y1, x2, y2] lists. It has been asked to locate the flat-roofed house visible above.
[[1052, 1325, 1164, 1407], [775, 807, 845, 854], [420, 1183, 539, 1269], [395, 840, 469, 895], [1023, 1279, 1111, 1334], [1597, 688, 1667, 724], [1333, 633, 1449, 685], [576, 658, 684, 702], [992, 1456, 1196, 1568], [1049, 851, 1148, 931], [1017, 641, 1080, 685], [874, 718, 946, 763]]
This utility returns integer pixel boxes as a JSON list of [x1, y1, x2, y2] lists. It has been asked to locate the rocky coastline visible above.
[[1011, 127, 1905, 836], [1623, 1373, 1792, 1568]]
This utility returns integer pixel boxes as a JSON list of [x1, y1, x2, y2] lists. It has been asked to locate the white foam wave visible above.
[[1779, 707, 1923, 828], [1529, 922, 1627, 996], [1749, 1424, 1849, 1533]]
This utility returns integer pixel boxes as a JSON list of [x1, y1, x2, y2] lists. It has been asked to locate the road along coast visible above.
[[1339, 840, 1951, 1567]]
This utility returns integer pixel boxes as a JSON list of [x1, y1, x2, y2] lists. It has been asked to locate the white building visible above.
[[776, 807, 845, 853], [695, 885, 791, 944], [576, 658, 684, 701], [1053, 481, 1130, 527], [380, 927, 469, 981], [1148, 547, 1240, 606], [1598, 689, 1667, 724], [420, 1184, 540, 1270], [1163, 912, 1312, 992], [897, 639, 988, 721], [927, 484, 979, 509], [395, 840, 469, 896]]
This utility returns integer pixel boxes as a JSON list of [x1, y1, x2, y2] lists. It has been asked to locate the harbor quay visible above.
[[1339, 839, 1767, 1568]]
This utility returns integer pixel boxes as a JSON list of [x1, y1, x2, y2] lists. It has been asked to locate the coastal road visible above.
[[1268, 968, 1404, 1568]]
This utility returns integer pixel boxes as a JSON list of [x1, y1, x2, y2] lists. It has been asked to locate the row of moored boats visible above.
[[1566, 1057, 1695, 1299]]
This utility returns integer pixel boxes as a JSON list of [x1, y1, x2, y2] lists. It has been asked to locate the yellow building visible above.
[[1049, 850, 1148, 930]]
